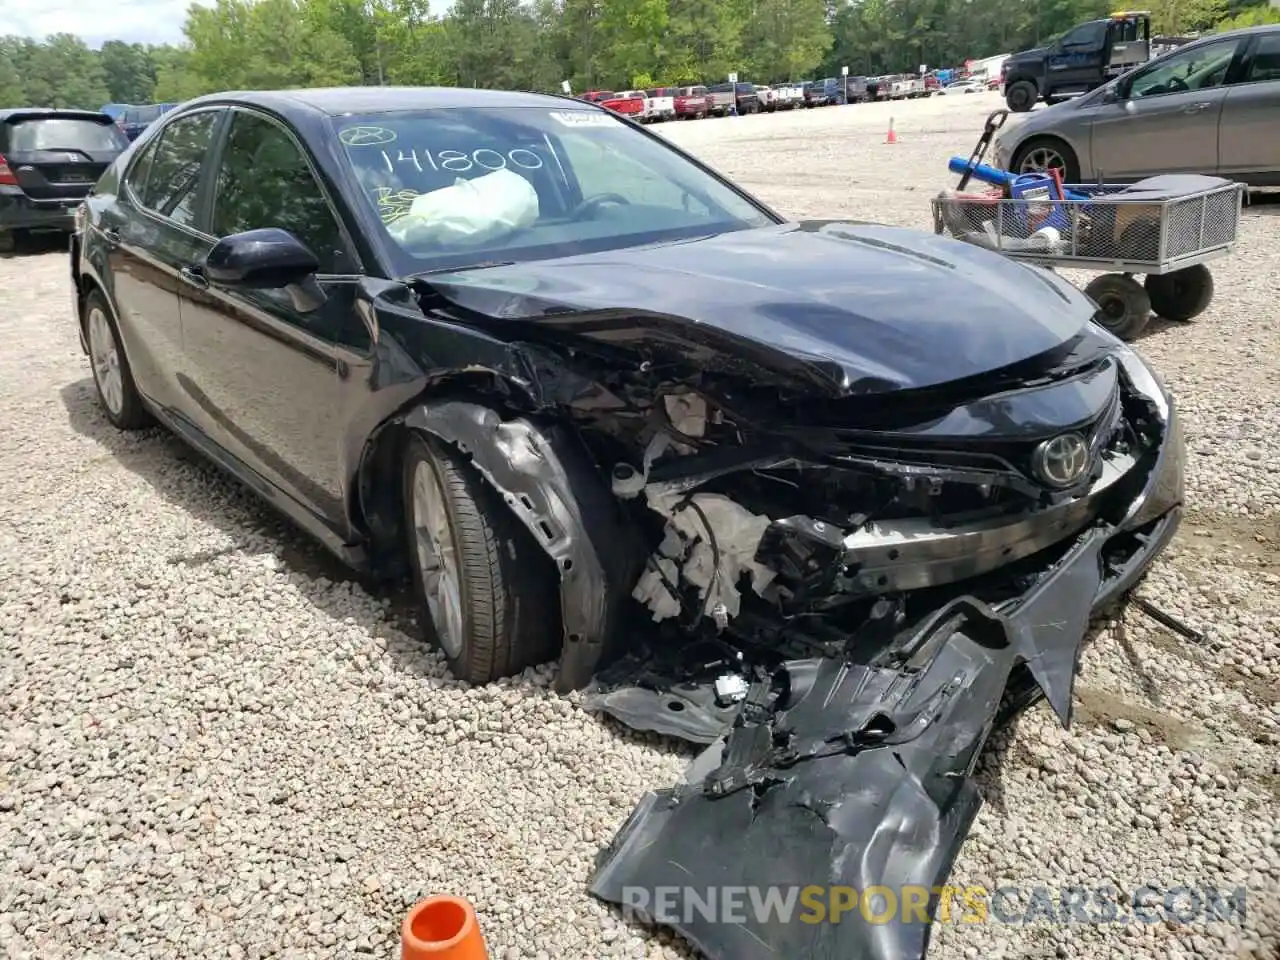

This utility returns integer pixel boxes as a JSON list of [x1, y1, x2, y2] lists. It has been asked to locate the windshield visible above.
[[334, 107, 776, 276], [8, 117, 127, 152]]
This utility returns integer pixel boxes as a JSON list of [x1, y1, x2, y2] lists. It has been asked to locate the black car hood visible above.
[[422, 221, 1097, 398]]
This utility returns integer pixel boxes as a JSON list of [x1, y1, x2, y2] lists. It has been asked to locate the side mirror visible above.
[[1102, 83, 1123, 103], [205, 228, 319, 289]]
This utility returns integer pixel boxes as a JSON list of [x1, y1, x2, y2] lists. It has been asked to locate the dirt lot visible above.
[[1, 93, 1277, 960]]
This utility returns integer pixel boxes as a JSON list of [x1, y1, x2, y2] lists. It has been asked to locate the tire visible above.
[[84, 289, 152, 430], [0, 230, 14, 254], [1144, 265, 1213, 322], [1005, 80, 1037, 112], [1010, 136, 1080, 184], [402, 432, 559, 684], [1084, 273, 1151, 341]]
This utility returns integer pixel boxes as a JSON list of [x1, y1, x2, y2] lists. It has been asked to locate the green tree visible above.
[[99, 41, 158, 103]]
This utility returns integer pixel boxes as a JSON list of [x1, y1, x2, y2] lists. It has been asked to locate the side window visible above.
[[1061, 21, 1106, 49], [1245, 34, 1280, 83], [1128, 39, 1241, 98], [141, 111, 220, 229], [212, 111, 353, 274], [123, 138, 158, 201]]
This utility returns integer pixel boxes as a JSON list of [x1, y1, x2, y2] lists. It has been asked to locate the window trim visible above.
[[1123, 37, 1247, 101], [212, 105, 365, 277], [124, 106, 228, 240]]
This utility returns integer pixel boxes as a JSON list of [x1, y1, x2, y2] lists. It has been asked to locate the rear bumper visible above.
[[0, 187, 79, 232]]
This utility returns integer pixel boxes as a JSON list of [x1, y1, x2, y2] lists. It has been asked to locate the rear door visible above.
[[1, 112, 127, 201], [1218, 31, 1280, 183], [176, 106, 363, 526], [1088, 35, 1247, 179], [102, 108, 226, 413]]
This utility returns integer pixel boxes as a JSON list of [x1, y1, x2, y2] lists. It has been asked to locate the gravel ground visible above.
[[1, 93, 1277, 960]]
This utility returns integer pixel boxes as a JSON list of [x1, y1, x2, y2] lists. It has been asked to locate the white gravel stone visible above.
[[1, 94, 1277, 959]]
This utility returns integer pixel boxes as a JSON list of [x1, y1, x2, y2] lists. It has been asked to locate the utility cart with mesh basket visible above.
[[932, 175, 1245, 340]]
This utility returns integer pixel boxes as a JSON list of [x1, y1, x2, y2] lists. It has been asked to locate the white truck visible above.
[[622, 89, 675, 123], [773, 83, 804, 110], [755, 85, 778, 112]]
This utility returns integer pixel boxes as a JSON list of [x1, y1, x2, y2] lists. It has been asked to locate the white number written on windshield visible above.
[[377, 147, 545, 174]]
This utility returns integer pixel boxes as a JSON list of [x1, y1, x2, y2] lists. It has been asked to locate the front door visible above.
[[1089, 36, 1247, 180], [1045, 20, 1108, 96], [177, 107, 365, 529]]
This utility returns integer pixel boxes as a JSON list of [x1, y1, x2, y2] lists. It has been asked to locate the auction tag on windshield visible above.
[[549, 111, 619, 127]]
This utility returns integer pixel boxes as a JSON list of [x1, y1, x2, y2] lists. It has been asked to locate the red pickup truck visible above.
[[580, 90, 645, 120], [673, 85, 713, 119]]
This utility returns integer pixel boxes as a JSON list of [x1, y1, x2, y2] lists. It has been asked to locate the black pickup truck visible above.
[[1001, 10, 1152, 111]]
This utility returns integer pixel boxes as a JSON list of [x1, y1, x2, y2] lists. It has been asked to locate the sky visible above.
[[0, 0, 201, 48]]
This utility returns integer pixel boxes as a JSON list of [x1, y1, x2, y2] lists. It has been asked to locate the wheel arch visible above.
[[353, 381, 644, 693]]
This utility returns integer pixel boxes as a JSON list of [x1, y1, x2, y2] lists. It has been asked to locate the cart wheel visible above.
[[1144, 265, 1214, 322], [1084, 273, 1151, 341]]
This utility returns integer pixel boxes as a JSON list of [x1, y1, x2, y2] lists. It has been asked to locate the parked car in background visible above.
[[581, 90, 646, 120], [755, 84, 778, 111], [773, 83, 805, 109], [641, 88, 678, 121], [923, 75, 940, 95], [819, 77, 844, 103], [865, 77, 887, 100], [844, 75, 869, 102], [800, 80, 829, 106], [117, 102, 179, 141], [992, 23, 1280, 184], [706, 83, 735, 116], [1002, 10, 1152, 111], [733, 81, 761, 114], [0, 108, 128, 252], [939, 78, 985, 95], [674, 86, 712, 119]]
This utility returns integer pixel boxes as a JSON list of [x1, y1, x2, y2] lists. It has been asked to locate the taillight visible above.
[[0, 154, 17, 186]]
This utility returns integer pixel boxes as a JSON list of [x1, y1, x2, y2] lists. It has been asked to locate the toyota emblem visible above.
[[1033, 432, 1091, 488]]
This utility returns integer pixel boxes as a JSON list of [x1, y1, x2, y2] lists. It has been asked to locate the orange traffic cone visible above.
[[402, 895, 488, 959], [885, 117, 898, 144]]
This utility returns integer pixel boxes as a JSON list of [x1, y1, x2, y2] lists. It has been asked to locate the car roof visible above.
[[177, 86, 589, 119]]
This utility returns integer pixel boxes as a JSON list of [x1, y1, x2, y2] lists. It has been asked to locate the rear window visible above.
[[6, 117, 126, 152]]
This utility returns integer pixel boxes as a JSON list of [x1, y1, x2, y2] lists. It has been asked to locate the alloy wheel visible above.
[[1018, 145, 1066, 175], [87, 306, 124, 416], [412, 459, 465, 658]]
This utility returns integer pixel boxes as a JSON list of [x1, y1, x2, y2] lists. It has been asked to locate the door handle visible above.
[[1182, 102, 1211, 113], [101, 226, 121, 243], [179, 265, 209, 289]]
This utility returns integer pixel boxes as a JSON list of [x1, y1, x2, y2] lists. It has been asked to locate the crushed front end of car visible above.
[[399, 222, 1185, 960], [576, 341, 1182, 960]]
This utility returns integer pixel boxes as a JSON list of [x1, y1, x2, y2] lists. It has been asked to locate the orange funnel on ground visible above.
[[402, 896, 488, 960]]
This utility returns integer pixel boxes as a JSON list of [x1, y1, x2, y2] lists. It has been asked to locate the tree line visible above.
[[1, 0, 1277, 111]]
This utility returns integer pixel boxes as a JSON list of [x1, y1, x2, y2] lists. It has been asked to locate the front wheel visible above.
[[1145, 265, 1214, 322], [1005, 80, 1037, 112], [402, 432, 559, 684], [1084, 273, 1151, 341], [1011, 136, 1080, 184]]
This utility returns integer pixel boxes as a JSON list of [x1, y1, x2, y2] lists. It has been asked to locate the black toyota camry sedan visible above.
[[72, 87, 1184, 960]]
